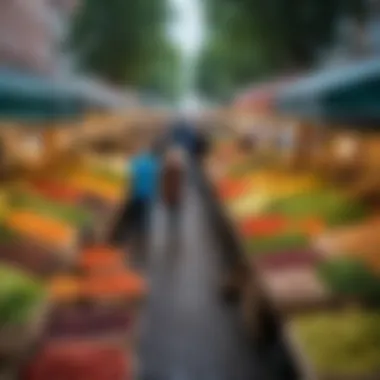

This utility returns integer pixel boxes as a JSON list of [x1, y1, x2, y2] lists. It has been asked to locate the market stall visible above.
[[0, 69, 148, 379], [207, 60, 380, 379]]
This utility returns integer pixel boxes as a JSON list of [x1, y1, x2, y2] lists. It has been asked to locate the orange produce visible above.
[[301, 217, 325, 237], [217, 177, 250, 200], [49, 276, 79, 302], [79, 272, 146, 299], [239, 215, 289, 238], [67, 175, 122, 202], [6, 211, 75, 248], [80, 246, 125, 272]]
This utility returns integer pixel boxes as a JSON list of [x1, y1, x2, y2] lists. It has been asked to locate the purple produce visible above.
[[46, 305, 133, 338], [255, 249, 321, 272]]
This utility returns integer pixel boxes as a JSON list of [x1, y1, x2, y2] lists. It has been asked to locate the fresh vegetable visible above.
[[0, 265, 45, 325], [11, 191, 91, 227], [47, 306, 132, 338], [80, 246, 125, 272], [6, 211, 76, 248], [239, 215, 289, 238], [0, 241, 58, 276], [245, 232, 309, 255], [49, 276, 79, 302], [267, 190, 368, 226], [291, 310, 380, 375], [262, 267, 329, 307], [255, 249, 320, 271], [318, 258, 380, 303], [79, 272, 146, 300], [29, 180, 83, 204], [24, 342, 129, 380], [217, 177, 251, 200]]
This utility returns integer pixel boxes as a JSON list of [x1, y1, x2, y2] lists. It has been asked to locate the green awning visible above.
[[0, 67, 85, 123], [276, 59, 380, 126]]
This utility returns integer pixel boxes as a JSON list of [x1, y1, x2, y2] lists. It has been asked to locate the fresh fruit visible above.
[[291, 310, 380, 375]]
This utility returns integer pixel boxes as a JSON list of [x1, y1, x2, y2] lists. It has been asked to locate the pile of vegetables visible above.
[[79, 246, 125, 273], [49, 245, 146, 303], [0, 265, 45, 326], [267, 190, 368, 227], [47, 305, 132, 339], [5, 211, 76, 250], [318, 258, 380, 304], [10, 191, 92, 228], [24, 342, 129, 380], [291, 310, 380, 376], [28, 180, 83, 204]]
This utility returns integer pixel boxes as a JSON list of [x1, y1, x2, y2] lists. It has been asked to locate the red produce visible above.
[[30, 180, 82, 204], [47, 305, 133, 338], [239, 215, 289, 238], [23, 342, 129, 380], [255, 249, 320, 272]]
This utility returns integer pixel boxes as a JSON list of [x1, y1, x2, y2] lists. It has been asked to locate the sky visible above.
[[168, 0, 204, 58], [167, 0, 205, 108]]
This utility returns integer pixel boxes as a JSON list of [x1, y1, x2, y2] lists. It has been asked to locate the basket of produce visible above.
[[0, 240, 64, 277], [260, 265, 331, 314], [266, 190, 368, 227], [0, 265, 49, 355], [318, 258, 380, 305], [49, 276, 80, 304], [79, 272, 147, 305], [22, 341, 131, 380], [10, 190, 92, 229], [27, 180, 83, 205], [289, 309, 380, 380], [245, 230, 309, 255], [79, 246, 126, 274], [45, 304, 134, 344], [5, 211, 79, 262]]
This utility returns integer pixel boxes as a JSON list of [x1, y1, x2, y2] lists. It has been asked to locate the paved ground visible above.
[[137, 171, 264, 380]]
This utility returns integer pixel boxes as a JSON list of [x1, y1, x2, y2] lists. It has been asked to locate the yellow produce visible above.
[[67, 175, 124, 202]]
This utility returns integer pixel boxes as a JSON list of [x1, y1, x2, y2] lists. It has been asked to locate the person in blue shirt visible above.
[[129, 143, 160, 231], [112, 141, 160, 248]]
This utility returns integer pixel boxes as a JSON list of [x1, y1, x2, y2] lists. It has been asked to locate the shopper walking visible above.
[[160, 147, 185, 247], [112, 141, 160, 256]]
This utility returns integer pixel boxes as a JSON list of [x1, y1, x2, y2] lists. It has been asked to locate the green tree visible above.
[[70, 0, 180, 96], [198, 0, 367, 100]]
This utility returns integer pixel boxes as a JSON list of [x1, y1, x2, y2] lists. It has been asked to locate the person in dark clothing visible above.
[[193, 128, 210, 164], [170, 119, 198, 158], [112, 142, 160, 250], [160, 147, 185, 235]]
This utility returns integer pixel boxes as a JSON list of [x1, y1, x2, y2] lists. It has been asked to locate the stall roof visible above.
[[235, 77, 295, 112], [276, 58, 380, 123], [0, 67, 84, 122]]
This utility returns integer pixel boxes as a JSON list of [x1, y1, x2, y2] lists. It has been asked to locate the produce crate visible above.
[[0, 296, 50, 356], [22, 340, 132, 380], [45, 304, 136, 346], [288, 310, 380, 380]]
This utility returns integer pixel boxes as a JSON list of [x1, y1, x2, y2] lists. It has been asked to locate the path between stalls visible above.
[[138, 170, 264, 380]]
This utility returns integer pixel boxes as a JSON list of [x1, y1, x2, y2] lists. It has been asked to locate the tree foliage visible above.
[[70, 0, 180, 97], [197, 0, 367, 99]]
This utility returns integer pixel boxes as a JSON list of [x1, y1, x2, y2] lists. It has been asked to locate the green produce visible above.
[[245, 232, 308, 254], [292, 310, 380, 375], [318, 258, 380, 303], [88, 166, 125, 184], [0, 224, 18, 243], [266, 190, 368, 226], [11, 191, 92, 228], [0, 265, 45, 325]]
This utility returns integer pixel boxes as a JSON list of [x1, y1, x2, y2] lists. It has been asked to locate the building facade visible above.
[[0, 0, 78, 73]]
